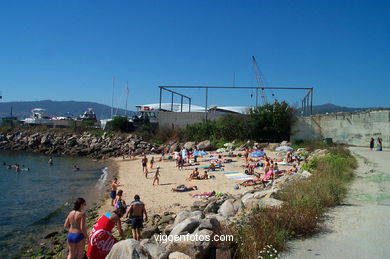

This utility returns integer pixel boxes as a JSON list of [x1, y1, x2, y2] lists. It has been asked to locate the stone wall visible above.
[[157, 112, 240, 128], [291, 109, 390, 148]]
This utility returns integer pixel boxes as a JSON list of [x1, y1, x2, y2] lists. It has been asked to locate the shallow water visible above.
[[0, 151, 109, 258]]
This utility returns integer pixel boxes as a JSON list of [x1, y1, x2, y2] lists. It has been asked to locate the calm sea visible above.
[[0, 151, 110, 258]]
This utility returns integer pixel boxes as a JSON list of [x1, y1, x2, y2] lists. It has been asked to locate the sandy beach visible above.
[[97, 150, 291, 217]]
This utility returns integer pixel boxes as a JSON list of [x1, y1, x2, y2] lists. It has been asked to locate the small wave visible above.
[[29, 202, 69, 226], [96, 167, 108, 189]]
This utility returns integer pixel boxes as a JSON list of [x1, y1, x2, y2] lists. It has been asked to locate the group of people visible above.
[[141, 156, 161, 185], [65, 189, 148, 259], [187, 167, 209, 180], [369, 137, 383, 151]]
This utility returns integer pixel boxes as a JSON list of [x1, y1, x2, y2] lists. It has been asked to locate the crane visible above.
[[251, 56, 267, 106]]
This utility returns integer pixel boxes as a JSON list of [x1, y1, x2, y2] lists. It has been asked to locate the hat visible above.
[[157, 166, 160, 169]]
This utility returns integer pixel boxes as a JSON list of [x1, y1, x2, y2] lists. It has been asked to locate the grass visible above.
[[232, 145, 357, 259]]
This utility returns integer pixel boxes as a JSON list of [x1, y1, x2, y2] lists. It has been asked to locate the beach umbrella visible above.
[[193, 150, 208, 156], [275, 146, 293, 152], [250, 150, 266, 157]]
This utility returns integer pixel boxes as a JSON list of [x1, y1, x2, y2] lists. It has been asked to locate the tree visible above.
[[105, 116, 134, 133]]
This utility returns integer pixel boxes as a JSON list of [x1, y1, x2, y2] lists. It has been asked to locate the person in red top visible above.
[[86, 207, 126, 259]]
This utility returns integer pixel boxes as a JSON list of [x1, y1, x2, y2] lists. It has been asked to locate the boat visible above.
[[23, 108, 53, 125], [78, 108, 97, 122]]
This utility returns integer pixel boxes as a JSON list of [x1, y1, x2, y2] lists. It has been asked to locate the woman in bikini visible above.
[[64, 198, 87, 259]]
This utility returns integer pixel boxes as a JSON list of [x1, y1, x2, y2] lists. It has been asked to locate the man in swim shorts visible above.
[[110, 177, 123, 206], [126, 195, 147, 241]]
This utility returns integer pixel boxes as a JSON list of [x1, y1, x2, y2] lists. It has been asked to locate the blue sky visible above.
[[0, 0, 389, 109]]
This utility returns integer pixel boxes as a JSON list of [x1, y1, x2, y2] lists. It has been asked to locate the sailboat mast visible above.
[[111, 77, 115, 119], [125, 81, 129, 117]]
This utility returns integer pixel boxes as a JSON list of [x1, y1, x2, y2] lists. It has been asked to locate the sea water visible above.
[[0, 151, 110, 258]]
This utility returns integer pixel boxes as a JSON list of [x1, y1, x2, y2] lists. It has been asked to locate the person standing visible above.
[[64, 198, 87, 259], [86, 207, 126, 259], [110, 178, 123, 207], [369, 137, 375, 150], [153, 166, 160, 186], [126, 195, 147, 241], [150, 157, 154, 169], [377, 138, 383, 151], [142, 156, 148, 178]]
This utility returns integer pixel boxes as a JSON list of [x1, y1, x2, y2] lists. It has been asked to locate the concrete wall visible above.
[[291, 109, 390, 148], [158, 112, 236, 128]]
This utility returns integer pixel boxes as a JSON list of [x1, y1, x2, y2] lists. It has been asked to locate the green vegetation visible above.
[[180, 101, 294, 143], [233, 146, 357, 259], [105, 116, 134, 133]]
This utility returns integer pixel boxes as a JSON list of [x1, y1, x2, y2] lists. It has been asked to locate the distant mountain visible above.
[[0, 100, 136, 120], [300, 103, 374, 115]]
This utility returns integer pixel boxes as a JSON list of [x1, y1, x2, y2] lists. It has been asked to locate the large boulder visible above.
[[183, 142, 196, 150], [197, 140, 212, 151], [203, 200, 219, 214], [142, 224, 160, 239], [141, 239, 169, 259], [300, 170, 312, 178], [173, 211, 190, 226], [170, 218, 200, 236], [106, 239, 148, 259], [218, 199, 243, 218], [198, 218, 221, 232], [168, 252, 192, 259]]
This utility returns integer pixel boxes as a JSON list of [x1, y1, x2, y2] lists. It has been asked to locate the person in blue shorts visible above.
[[110, 177, 123, 206], [126, 195, 148, 241]]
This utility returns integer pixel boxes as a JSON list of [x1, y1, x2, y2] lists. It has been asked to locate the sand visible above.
[[97, 150, 290, 217]]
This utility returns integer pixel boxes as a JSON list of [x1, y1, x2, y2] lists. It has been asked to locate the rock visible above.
[[142, 225, 160, 239], [268, 143, 279, 150], [106, 239, 148, 259], [205, 213, 227, 223], [163, 224, 174, 235], [240, 193, 255, 204], [173, 210, 190, 226], [203, 200, 219, 214], [183, 141, 196, 150], [198, 218, 221, 232], [141, 239, 169, 259], [218, 199, 243, 217], [252, 189, 276, 199], [170, 218, 200, 236], [280, 140, 289, 146], [258, 198, 284, 209], [189, 210, 204, 220], [44, 231, 58, 239], [300, 170, 312, 178], [169, 252, 192, 259], [159, 215, 173, 225], [197, 140, 212, 151]]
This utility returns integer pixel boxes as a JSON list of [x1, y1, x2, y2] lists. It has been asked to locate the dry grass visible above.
[[233, 146, 357, 259]]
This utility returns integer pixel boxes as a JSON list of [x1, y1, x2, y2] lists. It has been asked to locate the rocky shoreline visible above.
[[0, 129, 161, 158]]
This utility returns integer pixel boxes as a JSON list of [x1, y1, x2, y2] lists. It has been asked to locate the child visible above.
[[114, 190, 127, 209], [153, 166, 160, 185]]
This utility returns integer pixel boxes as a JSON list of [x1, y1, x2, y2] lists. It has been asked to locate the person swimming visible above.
[[73, 164, 80, 171]]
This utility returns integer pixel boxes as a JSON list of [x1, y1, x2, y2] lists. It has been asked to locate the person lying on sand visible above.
[[190, 191, 216, 198], [172, 185, 198, 192]]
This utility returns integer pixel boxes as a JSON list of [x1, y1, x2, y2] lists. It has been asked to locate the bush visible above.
[[105, 116, 134, 133], [180, 101, 294, 143]]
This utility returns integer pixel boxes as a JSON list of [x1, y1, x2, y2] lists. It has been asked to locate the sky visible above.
[[0, 0, 389, 110]]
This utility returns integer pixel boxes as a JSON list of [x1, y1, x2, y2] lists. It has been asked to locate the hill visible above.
[[301, 103, 373, 115], [0, 100, 135, 120]]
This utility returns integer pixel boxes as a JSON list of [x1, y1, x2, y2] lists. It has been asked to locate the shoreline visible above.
[[21, 158, 118, 259]]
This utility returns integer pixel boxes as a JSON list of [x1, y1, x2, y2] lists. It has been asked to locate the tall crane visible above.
[[251, 56, 267, 106]]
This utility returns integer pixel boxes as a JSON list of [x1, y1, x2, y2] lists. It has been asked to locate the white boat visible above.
[[23, 108, 53, 125], [78, 108, 97, 122]]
